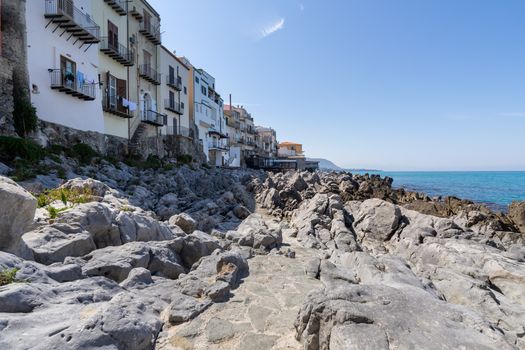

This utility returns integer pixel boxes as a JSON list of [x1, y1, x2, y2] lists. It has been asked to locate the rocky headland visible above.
[[1, 152, 524, 349]]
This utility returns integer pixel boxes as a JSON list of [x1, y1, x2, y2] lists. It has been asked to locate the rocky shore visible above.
[[0, 154, 524, 349]]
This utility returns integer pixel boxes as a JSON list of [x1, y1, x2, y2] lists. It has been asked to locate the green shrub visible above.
[[143, 155, 161, 169], [56, 166, 67, 179], [0, 268, 19, 286], [71, 143, 99, 164], [13, 96, 37, 137], [37, 187, 94, 208], [0, 136, 44, 162], [177, 154, 193, 165], [47, 206, 59, 219], [163, 163, 175, 171]]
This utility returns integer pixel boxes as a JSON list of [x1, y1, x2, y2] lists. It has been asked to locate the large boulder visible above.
[[22, 225, 96, 264], [180, 231, 221, 267], [509, 201, 525, 234], [353, 199, 401, 248], [168, 213, 197, 234], [225, 214, 282, 250], [296, 285, 515, 350], [0, 176, 37, 256]]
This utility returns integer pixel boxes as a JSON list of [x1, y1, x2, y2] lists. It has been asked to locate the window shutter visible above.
[[117, 79, 127, 113]]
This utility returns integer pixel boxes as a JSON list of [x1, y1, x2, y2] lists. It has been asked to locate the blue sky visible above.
[[150, 0, 525, 171]]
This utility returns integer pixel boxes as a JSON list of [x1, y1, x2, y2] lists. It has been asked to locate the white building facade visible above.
[[27, 0, 104, 133], [159, 46, 190, 138], [190, 67, 228, 164]]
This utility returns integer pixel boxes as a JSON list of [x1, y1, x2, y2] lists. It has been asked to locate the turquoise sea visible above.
[[356, 171, 525, 212]]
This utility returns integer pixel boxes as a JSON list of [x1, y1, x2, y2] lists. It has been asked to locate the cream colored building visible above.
[[159, 46, 191, 138], [92, 0, 133, 139], [127, 0, 164, 144]]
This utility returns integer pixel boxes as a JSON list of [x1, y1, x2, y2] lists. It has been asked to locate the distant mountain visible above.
[[307, 158, 344, 171]]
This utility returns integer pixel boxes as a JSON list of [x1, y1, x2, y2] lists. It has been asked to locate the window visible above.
[[195, 77, 199, 84], [108, 74, 117, 109], [60, 56, 76, 88], [108, 20, 118, 50], [169, 91, 175, 105], [169, 65, 175, 84], [143, 50, 151, 67], [143, 10, 152, 31], [184, 86, 187, 94], [181, 102, 184, 109], [201, 86, 206, 95]]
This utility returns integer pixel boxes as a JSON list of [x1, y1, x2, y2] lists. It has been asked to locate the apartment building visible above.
[[93, 0, 133, 138], [27, 0, 104, 133], [278, 142, 304, 158], [255, 126, 278, 158], [159, 46, 191, 139], [224, 106, 242, 167], [187, 63, 228, 164], [127, 0, 164, 142]]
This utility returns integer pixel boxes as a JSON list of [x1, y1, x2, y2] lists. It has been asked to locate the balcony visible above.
[[163, 126, 191, 138], [129, 6, 143, 20], [139, 21, 161, 45], [208, 139, 229, 151], [103, 0, 127, 16], [167, 75, 182, 91], [141, 110, 165, 126], [49, 69, 96, 101], [102, 93, 133, 119], [100, 37, 134, 66], [44, 0, 100, 44], [165, 99, 184, 115], [139, 64, 161, 85], [209, 128, 229, 139]]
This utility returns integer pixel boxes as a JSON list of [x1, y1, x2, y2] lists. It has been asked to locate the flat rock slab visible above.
[[156, 218, 323, 349]]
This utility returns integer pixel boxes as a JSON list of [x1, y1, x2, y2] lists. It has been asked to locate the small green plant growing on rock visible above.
[[177, 154, 193, 165], [0, 268, 19, 286], [69, 143, 99, 164], [120, 205, 135, 212], [47, 205, 59, 219], [37, 187, 94, 208], [13, 95, 38, 137]]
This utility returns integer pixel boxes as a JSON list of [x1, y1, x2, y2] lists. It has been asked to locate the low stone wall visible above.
[[30, 120, 129, 158], [28, 119, 207, 162], [0, 56, 15, 135], [163, 135, 207, 164]]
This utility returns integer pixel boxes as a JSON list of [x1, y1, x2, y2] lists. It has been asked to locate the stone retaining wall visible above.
[[0, 57, 15, 135]]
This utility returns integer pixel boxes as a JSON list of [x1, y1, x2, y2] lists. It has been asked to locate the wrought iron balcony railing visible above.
[[102, 93, 133, 118], [167, 75, 182, 91], [49, 69, 96, 101], [165, 99, 184, 115], [100, 37, 134, 66], [139, 64, 161, 85], [141, 110, 165, 126], [139, 20, 161, 45], [103, 0, 127, 16], [44, 0, 100, 44]]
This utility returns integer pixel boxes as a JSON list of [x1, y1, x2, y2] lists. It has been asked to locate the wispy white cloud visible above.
[[259, 18, 285, 39], [299, 3, 305, 11]]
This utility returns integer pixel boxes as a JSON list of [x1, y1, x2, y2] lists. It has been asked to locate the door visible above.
[[108, 20, 119, 51], [117, 79, 127, 113], [60, 56, 76, 88], [107, 74, 117, 110], [143, 50, 151, 74], [169, 66, 175, 85]]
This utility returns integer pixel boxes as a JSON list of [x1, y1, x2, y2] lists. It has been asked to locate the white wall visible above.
[[159, 47, 190, 136], [27, 0, 104, 133], [193, 69, 223, 160]]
